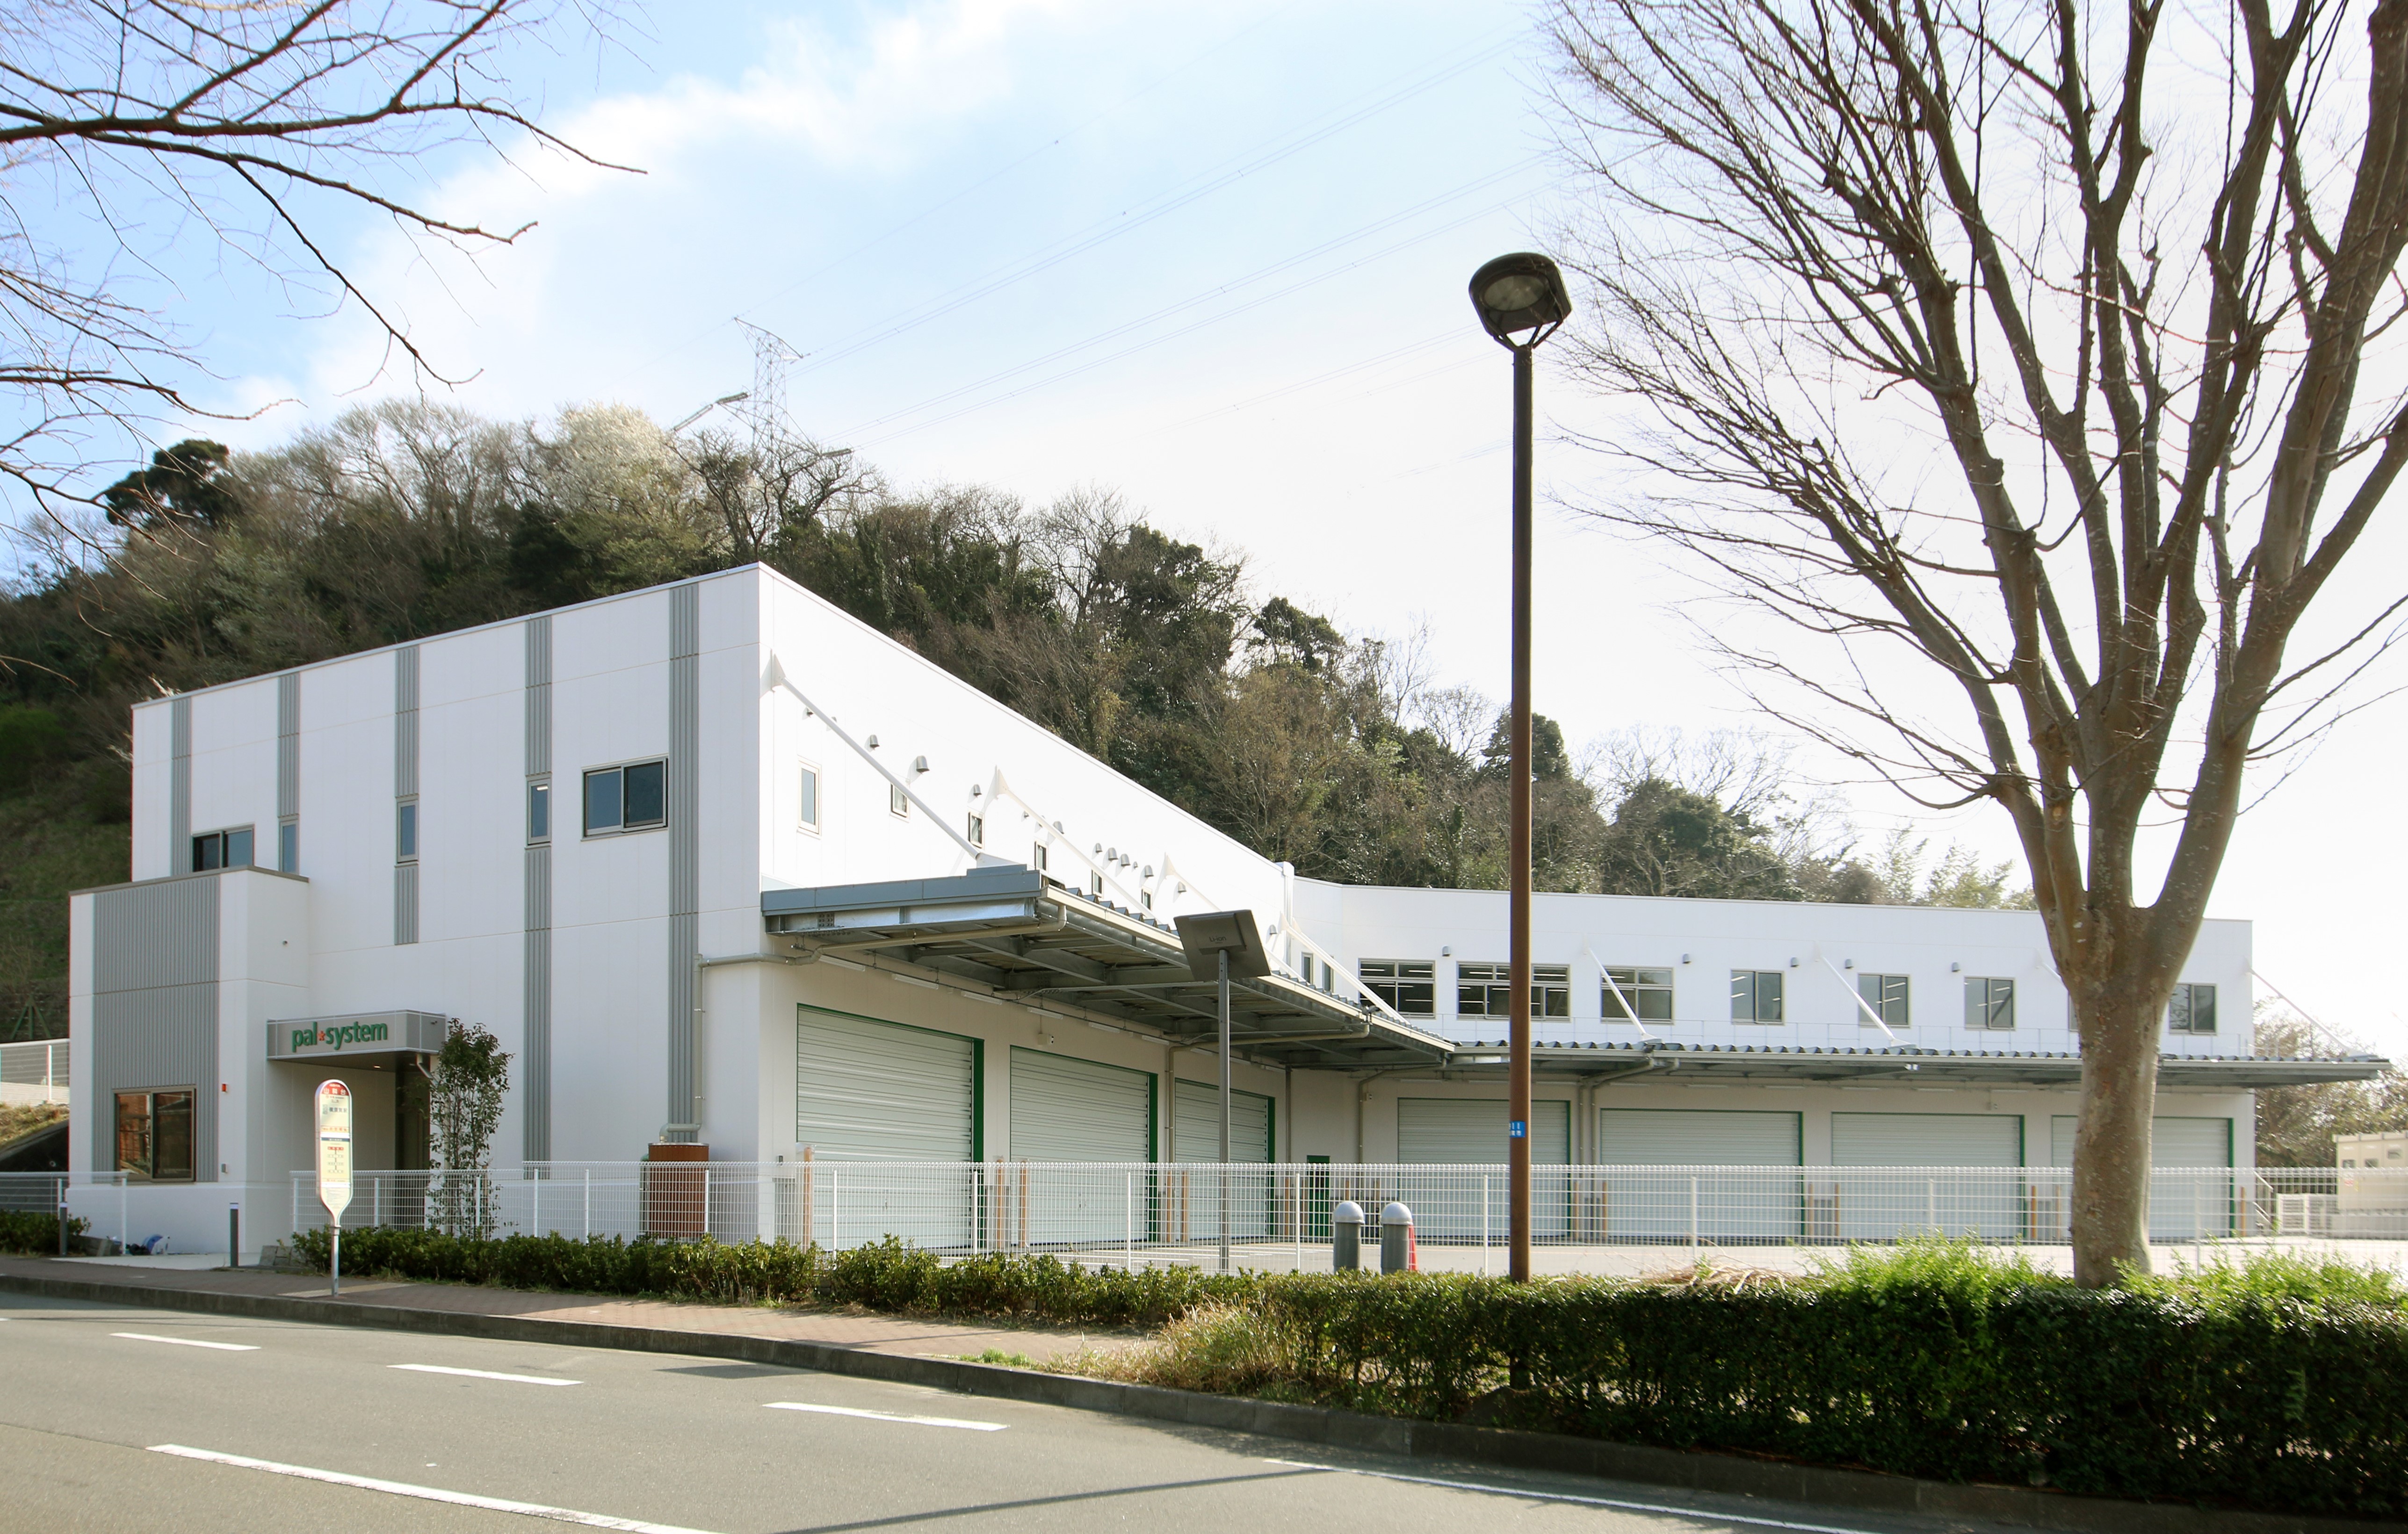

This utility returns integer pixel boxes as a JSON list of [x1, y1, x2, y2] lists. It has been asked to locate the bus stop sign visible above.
[[315, 1080, 354, 1221]]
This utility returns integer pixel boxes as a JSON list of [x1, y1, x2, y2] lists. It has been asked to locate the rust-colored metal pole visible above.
[[1508, 340, 1534, 1286]]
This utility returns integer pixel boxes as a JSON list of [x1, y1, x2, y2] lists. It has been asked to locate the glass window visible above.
[[889, 782, 909, 817], [622, 760, 666, 827], [2168, 982, 2217, 1035], [1033, 843, 1049, 874], [528, 781, 550, 843], [584, 767, 622, 833], [1965, 976, 2017, 1030], [191, 828, 255, 871], [395, 799, 418, 861], [1601, 966, 1674, 1022], [114, 1089, 194, 1181], [1458, 963, 1571, 1019], [797, 764, 819, 829], [277, 820, 298, 873], [968, 814, 984, 846], [1731, 970, 1785, 1023], [1858, 972, 1910, 1028], [1360, 960, 1437, 1017]]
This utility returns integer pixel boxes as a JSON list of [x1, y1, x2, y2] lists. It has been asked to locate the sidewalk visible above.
[[0, 1253, 1135, 1365]]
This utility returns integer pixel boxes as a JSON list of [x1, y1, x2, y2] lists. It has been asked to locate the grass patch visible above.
[[963, 1348, 1033, 1368]]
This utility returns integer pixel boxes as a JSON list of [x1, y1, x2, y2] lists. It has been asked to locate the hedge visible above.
[[0, 1209, 85, 1255], [285, 1230, 2406, 1516]]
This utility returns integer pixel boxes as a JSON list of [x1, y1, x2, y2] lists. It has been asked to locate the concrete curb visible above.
[[0, 1269, 2378, 1534]]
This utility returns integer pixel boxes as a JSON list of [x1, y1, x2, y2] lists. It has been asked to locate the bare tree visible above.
[[1547, 0, 2408, 1283], [2, 0, 620, 527]]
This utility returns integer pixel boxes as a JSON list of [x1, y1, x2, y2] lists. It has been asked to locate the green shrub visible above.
[[0, 1209, 85, 1254]]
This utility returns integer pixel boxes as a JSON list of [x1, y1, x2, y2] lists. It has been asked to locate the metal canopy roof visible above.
[[1443, 1038, 2392, 1088], [760, 867, 1453, 1069]]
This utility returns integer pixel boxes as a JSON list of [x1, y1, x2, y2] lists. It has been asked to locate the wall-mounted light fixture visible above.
[[1950, 961, 1962, 972], [1680, 953, 1692, 965], [1842, 958, 1854, 969]]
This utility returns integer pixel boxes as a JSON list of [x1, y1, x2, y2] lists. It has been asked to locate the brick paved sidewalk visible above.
[[0, 1254, 1135, 1365]]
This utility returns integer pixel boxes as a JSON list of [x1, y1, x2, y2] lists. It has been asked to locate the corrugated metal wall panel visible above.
[[1009, 1048, 1150, 1161], [1596, 1108, 1800, 1165], [1398, 1098, 1570, 1164], [665, 585, 699, 1137], [169, 697, 191, 874], [523, 615, 551, 774], [523, 846, 551, 1163], [795, 1007, 976, 1159], [1172, 1079, 1272, 1162], [275, 674, 298, 819], [89, 876, 219, 1178], [393, 647, 419, 796], [1831, 1112, 2023, 1167], [393, 864, 419, 946]]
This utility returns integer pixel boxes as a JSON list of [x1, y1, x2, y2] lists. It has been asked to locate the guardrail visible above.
[[0, 1039, 66, 1105], [5, 1163, 2402, 1268]]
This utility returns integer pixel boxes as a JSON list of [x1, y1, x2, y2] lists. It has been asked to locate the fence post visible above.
[[702, 1166, 712, 1242], [120, 1177, 128, 1255], [532, 1171, 541, 1237], [291, 1175, 299, 1243], [1126, 1171, 1135, 1269], [1482, 1174, 1491, 1277], [831, 1166, 839, 1251], [1689, 1176, 1699, 1258]]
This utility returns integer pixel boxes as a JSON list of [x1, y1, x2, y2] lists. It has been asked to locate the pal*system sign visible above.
[[266, 1010, 448, 1063]]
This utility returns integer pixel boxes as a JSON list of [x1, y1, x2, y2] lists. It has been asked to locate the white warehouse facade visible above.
[[66, 566, 2383, 1252]]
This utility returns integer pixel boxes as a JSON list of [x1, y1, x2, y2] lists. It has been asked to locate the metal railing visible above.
[[6, 1164, 2403, 1268], [0, 1039, 67, 1105]]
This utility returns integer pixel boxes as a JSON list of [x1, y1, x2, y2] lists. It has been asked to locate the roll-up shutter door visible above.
[[1831, 1113, 2023, 1166], [1597, 1109, 1801, 1165], [1396, 1099, 1569, 1240], [795, 1006, 976, 1160], [1398, 1098, 1569, 1164], [792, 1006, 978, 1251], [2048, 1116, 2234, 1166], [1827, 1114, 2023, 1242], [1173, 1080, 1273, 1163], [1009, 1048, 1152, 1162]]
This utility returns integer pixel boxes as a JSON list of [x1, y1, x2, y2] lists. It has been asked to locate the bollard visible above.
[[57, 1181, 68, 1257], [228, 1204, 241, 1270], [1380, 1202, 1413, 1275], [1332, 1200, 1364, 1271]]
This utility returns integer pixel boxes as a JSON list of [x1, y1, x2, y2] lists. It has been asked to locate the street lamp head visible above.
[[1468, 252, 1572, 348]]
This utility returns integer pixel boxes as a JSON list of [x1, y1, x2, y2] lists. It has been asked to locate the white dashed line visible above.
[[111, 1332, 258, 1351], [764, 1400, 1006, 1431], [149, 1446, 719, 1532], [1262, 1459, 1881, 1534], [389, 1364, 580, 1386]]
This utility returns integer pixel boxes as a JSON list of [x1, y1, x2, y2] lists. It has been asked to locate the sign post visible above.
[[315, 1080, 354, 1297]]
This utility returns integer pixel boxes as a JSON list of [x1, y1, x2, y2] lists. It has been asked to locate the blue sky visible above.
[[67, 0, 2408, 1055]]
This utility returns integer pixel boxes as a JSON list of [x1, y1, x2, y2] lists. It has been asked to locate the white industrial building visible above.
[[64, 566, 2384, 1253]]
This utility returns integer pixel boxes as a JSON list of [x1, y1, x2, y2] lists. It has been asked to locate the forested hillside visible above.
[[0, 402, 2020, 1039]]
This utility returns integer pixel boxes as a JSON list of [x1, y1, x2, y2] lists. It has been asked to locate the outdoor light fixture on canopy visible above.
[[1466, 251, 1572, 1299]]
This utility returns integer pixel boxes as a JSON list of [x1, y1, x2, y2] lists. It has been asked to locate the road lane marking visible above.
[[764, 1400, 1006, 1432], [389, 1364, 581, 1387], [111, 1332, 258, 1352], [1262, 1459, 1879, 1534], [147, 1446, 721, 1533]]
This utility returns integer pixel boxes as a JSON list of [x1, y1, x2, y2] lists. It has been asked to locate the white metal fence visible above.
[[0, 1039, 66, 1106], [6, 1163, 2404, 1268]]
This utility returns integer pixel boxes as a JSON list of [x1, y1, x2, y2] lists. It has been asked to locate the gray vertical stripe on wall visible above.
[[665, 584, 700, 1137], [91, 875, 219, 1179], [395, 646, 420, 945], [523, 614, 553, 1164], [275, 674, 299, 818], [524, 615, 551, 774], [168, 697, 192, 874]]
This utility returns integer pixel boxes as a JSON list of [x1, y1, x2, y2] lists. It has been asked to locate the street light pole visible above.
[[1467, 253, 1572, 1288]]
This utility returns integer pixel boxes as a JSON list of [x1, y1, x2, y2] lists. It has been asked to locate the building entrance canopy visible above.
[[762, 867, 1453, 1069], [266, 1010, 448, 1070]]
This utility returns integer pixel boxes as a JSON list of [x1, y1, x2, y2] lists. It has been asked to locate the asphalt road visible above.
[[0, 1292, 2008, 1534]]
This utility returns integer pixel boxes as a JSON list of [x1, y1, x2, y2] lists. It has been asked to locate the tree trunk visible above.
[[2066, 954, 2169, 1284]]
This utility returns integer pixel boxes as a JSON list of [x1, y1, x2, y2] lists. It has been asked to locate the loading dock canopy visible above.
[[761, 867, 1452, 1069], [1449, 1038, 2392, 1088]]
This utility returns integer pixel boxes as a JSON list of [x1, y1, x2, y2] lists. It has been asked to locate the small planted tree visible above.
[[425, 1021, 510, 1239]]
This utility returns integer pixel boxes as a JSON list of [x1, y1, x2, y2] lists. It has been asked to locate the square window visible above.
[[622, 760, 666, 827], [584, 767, 622, 833], [1731, 970, 1785, 1023], [1964, 977, 2016, 1030], [2168, 982, 2217, 1035], [1457, 962, 1570, 1018], [1602, 966, 1674, 1022], [114, 1089, 194, 1181], [968, 813, 984, 846], [1858, 973, 1910, 1028], [528, 781, 550, 843], [1033, 843, 1049, 874], [396, 800, 418, 861], [191, 827, 255, 871], [582, 759, 667, 836], [798, 763, 820, 829]]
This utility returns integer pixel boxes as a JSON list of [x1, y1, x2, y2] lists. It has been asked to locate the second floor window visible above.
[[1360, 960, 1437, 1017], [394, 800, 418, 862], [1459, 962, 1571, 1019], [1858, 972, 1910, 1028], [1965, 976, 2017, 1030], [584, 759, 666, 836], [2168, 982, 2217, 1035], [527, 781, 550, 843], [1602, 966, 1674, 1022], [192, 827, 253, 871], [1731, 969, 1784, 1023]]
